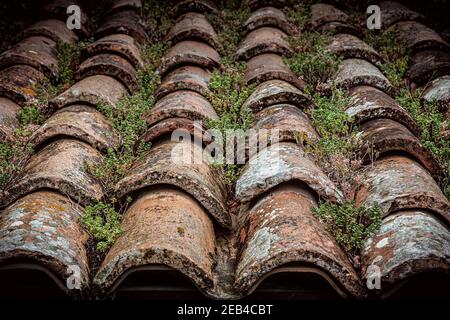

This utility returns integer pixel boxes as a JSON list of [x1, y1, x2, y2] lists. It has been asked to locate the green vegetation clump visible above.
[[205, 62, 255, 186], [305, 89, 366, 198], [285, 1, 312, 30], [285, 32, 341, 89], [364, 30, 410, 88], [207, 4, 250, 58], [396, 89, 449, 197], [57, 39, 93, 87], [312, 201, 382, 256], [82, 41, 167, 252], [81, 200, 128, 252]]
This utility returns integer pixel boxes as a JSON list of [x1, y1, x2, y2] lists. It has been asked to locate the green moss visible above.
[[364, 30, 410, 88], [56, 39, 93, 87], [396, 88, 449, 197], [285, 32, 341, 89], [81, 200, 127, 252], [312, 201, 382, 255], [205, 62, 255, 186]]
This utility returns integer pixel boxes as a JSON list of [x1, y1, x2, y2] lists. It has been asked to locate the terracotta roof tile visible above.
[[94, 187, 216, 295], [114, 139, 230, 228], [157, 40, 221, 76], [51, 75, 128, 110], [0, 190, 90, 295], [1, 139, 104, 208], [244, 6, 297, 36], [235, 184, 365, 298], [235, 27, 292, 61], [165, 12, 219, 49], [355, 155, 449, 223], [1, 0, 449, 300], [245, 53, 307, 89], [243, 79, 312, 113]]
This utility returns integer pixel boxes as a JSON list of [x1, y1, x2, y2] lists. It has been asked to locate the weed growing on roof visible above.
[[312, 201, 382, 256], [141, 0, 173, 42], [285, 32, 342, 89], [364, 30, 410, 88], [396, 88, 450, 197], [207, 4, 250, 58], [285, 0, 313, 30], [0, 128, 34, 190], [82, 41, 165, 252], [0, 79, 55, 190], [305, 89, 365, 198], [81, 199, 129, 252], [205, 61, 255, 187], [57, 39, 93, 88]]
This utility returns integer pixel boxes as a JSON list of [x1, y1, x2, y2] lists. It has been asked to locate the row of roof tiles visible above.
[[0, 0, 448, 299]]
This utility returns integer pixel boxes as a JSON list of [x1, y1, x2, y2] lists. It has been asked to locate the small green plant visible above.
[[82, 41, 165, 252], [141, 0, 173, 42], [312, 201, 382, 255], [364, 30, 410, 88], [285, 1, 313, 30], [81, 200, 127, 252], [207, 6, 250, 58], [305, 89, 365, 198], [396, 88, 449, 197], [57, 39, 93, 87], [285, 32, 342, 88], [0, 128, 34, 190], [205, 62, 255, 186], [17, 105, 44, 126]]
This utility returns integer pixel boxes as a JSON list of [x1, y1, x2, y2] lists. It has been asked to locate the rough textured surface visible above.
[[0, 191, 90, 294], [75, 53, 139, 93], [110, 0, 141, 14], [94, 188, 216, 295], [310, 3, 348, 29], [347, 85, 421, 136], [145, 90, 218, 127], [96, 10, 148, 45], [0, 97, 20, 139], [17, 19, 78, 44], [82, 34, 144, 69], [43, 0, 91, 38], [361, 210, 450, 292], [235, 27, 292, 61], [0, 36, 58, 81], [30, 104, 120, 152], [243, 79, 311, 113], [355, 155, 450, 223], [408, 49, 450, 85], [1, 139, 104, 208], [155, 65, 211, 100], [315, 21, 360, 37], [158, 40, 221, 76], [244, 6, 296, 35], [235, 184, 365, 298], [327, 33, 383, 66], [389, 21, 449, 53], [0, 65, 45, 105], [358, 118, 443, 179], [243, 0, 289, 10], [165, 12, 219, 49], [379, 1, 424, 28], [51, 75, 127, 110], [114, 139, 230, 228], [245, 53, 306, 89], [422, 75, 450, 108], [142, 117, 209, 144], [170, 0, 217, 18], [252, 104, 319, 145], [236, 142, 344, 203], [325, 58, 397, 97]]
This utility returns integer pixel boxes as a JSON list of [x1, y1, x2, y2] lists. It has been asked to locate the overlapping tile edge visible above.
[[0, 0, 448, 299]]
